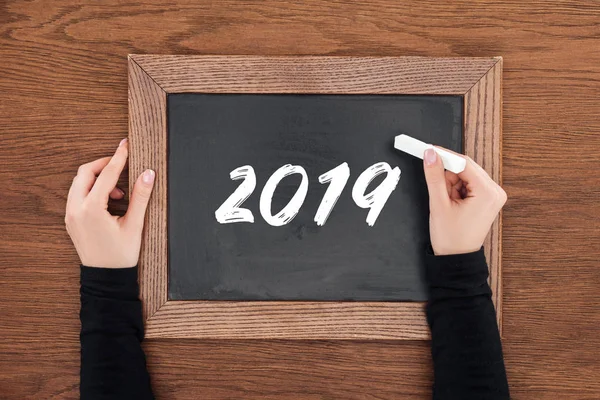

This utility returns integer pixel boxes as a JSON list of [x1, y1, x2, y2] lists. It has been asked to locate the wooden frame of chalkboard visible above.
[[128, 55, 502, 340]]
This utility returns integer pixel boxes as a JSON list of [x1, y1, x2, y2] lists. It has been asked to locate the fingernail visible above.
[[119, 138, 128, 147], [117, 188, 125, 196], [424, 147, 437, 166], [142, 169, 155, 184]]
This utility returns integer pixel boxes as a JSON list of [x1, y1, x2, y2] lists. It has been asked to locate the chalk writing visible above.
[[351, 162, 401, 227], [314, 162, 350, 226], [215, 162, 400, 226], [214, 165, 256, 224], [259, 164, 309, 227]]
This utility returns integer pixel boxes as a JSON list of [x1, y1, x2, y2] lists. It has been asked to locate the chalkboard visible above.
[[129, 55, 502, 339], [167, 94, 462, 301]]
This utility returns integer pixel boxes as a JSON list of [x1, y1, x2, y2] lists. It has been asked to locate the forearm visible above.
[[426, 248, 509, 400], [80, 266, 154, 400]]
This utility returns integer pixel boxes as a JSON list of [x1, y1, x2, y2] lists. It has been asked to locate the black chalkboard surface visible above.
[[168, 94, 462, 301]]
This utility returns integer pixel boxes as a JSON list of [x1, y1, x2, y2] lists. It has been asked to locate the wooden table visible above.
[[1, 1, 599, 398]]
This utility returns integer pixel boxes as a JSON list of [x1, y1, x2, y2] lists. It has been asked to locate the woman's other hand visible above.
[[65, 139, 155, 268]]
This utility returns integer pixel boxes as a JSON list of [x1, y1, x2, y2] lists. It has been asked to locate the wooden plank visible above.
[[128, 57, 168, 319], [463, 58, 503, 331], [131, 55, 498, 95], [147, 301, 427, 340]]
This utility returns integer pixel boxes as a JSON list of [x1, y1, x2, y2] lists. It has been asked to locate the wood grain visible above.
[[1, 0, 599, 399], [147, 301, 428, 340], [464, 59, 503, 330], [128, 57, 168, 319], [130, 55, 501, 340], [131, 55, 498, 94]]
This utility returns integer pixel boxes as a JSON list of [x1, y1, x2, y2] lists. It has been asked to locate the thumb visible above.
[[423, 148, 450, 210], [123, 169, 155, 231]]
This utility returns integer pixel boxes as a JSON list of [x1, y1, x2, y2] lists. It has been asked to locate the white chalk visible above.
[[394, 134, 466, 174]]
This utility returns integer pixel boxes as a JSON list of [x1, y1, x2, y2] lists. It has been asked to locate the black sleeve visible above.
[[425, 248, 510, 400], [80, 266, 154, 400]]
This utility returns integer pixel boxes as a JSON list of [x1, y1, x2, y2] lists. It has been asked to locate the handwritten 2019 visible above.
[[215, 162, 401, 227]]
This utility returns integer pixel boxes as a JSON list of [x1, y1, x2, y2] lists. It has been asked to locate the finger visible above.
[[432, 145, 485, 185], [428, 146, 494, 196], [450, 187, 462, 201], [109, 187, 125, 200], [122, 169, 155, 232], [457, 157, 491, 190], [449, 180, 465, 201], [433, 146, 489, 181], [445, 170, 460, 186], [423, 147, 450, 210], [445, 180, 468, 202], [444, 170, 460, 197], [466, 156, 491, 179], [67, 157, 112, 206], [89, 139, 128, 202], [460, 185, 469, 199]]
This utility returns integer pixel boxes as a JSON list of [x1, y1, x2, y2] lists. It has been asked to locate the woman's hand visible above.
[[423, 147, 507, 256], [65, 139, 155, 268]]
